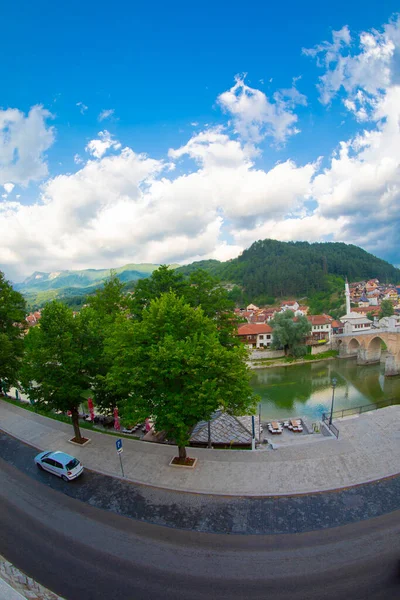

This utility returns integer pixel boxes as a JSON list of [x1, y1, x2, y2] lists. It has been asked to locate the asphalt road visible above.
[[1, 457, 400, 600], [1, 431, 400, 535]]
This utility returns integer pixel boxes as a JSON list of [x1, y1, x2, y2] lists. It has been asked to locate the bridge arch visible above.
[[357, 336, 385, 365], [348, 338, 361, 353], [335, 327, 400, 377]]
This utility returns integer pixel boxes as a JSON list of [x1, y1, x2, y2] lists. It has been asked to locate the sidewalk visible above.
[[1, 400, 399, 496]]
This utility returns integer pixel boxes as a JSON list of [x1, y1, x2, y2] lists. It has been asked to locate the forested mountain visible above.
[[177, 240, 400, 299], [15, 264, 168, 309], [15, 239, 400, 310]]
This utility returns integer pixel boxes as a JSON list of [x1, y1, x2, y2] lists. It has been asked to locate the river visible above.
[[250, 358, 400, 421]]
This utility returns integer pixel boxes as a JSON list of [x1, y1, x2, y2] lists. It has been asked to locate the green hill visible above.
[[177, 240, 400, 300], [16, 240, 400, 311], [17, 263, 177, 309]]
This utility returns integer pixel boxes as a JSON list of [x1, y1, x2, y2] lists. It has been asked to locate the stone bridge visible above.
[[334, 317, 400, 377]]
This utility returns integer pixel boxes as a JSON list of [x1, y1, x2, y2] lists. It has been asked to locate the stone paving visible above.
[[0, 399, 399, 496], [0, 555, 63, 600], [2, 432, 400, 535]]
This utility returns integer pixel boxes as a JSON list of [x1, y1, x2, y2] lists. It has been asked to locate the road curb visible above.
[[1, 426, 399, 499]]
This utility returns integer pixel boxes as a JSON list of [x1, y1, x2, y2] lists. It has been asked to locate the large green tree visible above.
[[270, 310, 311, 357], [129, 265, 187, 319], [107, 292, 258, 460], [184, 269, 239, 348], [0, 271, 26, 390], [83, 273, 129, 414], [131, 265, 239, 348], [379, 299, 394, 318], [20, 301, 96, 442]]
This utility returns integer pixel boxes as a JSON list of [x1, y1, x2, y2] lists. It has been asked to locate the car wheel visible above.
[[62, 475, 69, 482], [36, 462, 44, 470]]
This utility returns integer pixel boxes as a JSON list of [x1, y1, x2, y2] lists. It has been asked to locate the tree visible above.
[[0, 271, 26, 390], [270, 311, 311, 357], [20, 301, 96, 443], [131, 266, 240, 348], [379, 299, 394, 319], [129, 265, 187, 319], [83, 273, 129, 414], [107, 292, 258, 461], [184, 269, 239, 348]]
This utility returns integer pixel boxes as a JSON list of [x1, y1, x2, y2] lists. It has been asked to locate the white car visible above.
[[34, 450, 84, 481]]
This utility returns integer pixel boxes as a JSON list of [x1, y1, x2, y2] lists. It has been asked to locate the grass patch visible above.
[[303, 350, 339, 361]]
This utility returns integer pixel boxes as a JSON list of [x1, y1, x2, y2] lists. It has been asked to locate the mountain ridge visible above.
[[15, 263, 178, 294], [15, 240, 400, 310]]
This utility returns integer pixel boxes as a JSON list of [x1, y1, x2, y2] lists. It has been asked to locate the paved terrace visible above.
[[0, 400, 399, 496]]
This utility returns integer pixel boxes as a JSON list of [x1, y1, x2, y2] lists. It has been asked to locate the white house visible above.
[[307, 315, 332, 343], [280, 300, 299, 312], [237, 323, 273, 349]]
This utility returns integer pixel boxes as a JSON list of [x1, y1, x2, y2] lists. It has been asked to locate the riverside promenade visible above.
[[1, 400, 399, 496]]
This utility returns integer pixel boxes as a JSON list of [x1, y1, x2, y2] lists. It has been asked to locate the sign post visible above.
[[116, 438, 125, 478]]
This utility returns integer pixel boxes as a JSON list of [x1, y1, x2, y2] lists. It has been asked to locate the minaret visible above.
[[345, 277, 351, 315]]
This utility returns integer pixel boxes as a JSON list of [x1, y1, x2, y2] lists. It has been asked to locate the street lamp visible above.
[[329, 377, 338, 425]]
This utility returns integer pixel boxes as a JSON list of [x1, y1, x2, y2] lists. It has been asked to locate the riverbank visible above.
[[248, 350, 338, 370]]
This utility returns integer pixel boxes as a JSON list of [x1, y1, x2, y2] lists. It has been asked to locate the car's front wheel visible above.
[[36, 462, 43, 470], [62, 475, 69, 482]]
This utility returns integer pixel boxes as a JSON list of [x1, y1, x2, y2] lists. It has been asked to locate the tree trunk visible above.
[[178, 445, 187, 460], [71, 406, 83, 442]]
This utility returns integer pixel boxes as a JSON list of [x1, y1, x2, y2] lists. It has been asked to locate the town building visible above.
[[237, 323, 273, 349], [306, 315, 332, 343], [340, 279, 373, 332], [280, 300, 299, 312]]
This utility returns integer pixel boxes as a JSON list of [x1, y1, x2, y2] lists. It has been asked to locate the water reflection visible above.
[[251, 358, 400, 420]]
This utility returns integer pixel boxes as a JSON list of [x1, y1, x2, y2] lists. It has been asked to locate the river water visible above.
[[250, 358, 400, 421]]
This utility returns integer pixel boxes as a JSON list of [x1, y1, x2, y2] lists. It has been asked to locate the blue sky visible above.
[[1, 1, 400, 280]]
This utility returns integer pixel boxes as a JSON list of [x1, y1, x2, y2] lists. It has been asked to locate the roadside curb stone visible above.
[[0, 555, 63, 600]]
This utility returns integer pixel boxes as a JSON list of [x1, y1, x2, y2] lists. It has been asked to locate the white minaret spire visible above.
[[345, 277, 351, 315]]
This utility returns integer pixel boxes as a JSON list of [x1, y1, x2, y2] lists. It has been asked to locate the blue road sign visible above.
[[116, 438, 123, 453]]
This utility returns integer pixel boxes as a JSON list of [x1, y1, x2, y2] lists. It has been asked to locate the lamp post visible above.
[[329, 377, 337, 425]]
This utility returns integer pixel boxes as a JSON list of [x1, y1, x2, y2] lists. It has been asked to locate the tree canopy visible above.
[[107, 292, 258, 459], [83, 273, 129, 414], [177, 239, 400, 303], [270, 311, 311, 357], [379, 299, 394, 318], [20, 301, 97, 442], [0, 271, 26, 390], [131, 265, 239, 347]]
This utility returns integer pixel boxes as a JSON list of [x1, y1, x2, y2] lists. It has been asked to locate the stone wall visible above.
[[249, 349, 285, 360], [310, 343, 332, 355]]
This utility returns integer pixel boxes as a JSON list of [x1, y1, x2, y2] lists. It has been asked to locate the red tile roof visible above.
[[307, 315, 331, 325], [237, 323, 273, 335], [331, 320, 344, 328]]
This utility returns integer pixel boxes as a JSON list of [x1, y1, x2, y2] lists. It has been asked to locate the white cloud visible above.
[[0, 122, 316, 277], [217, 74, 306, 147], [3, 183, 14, 194], [98, 109, 115, 121], [311, 85, 400, 255], [304, 18, 399, 112], [0, 105, 54, 186], [76, 102, 88, 114], [85, 130, 122, 159], [2, 21, 400, 279]]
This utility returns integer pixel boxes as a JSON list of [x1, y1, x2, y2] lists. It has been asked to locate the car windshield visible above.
[[66, 458, 79, 470]]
